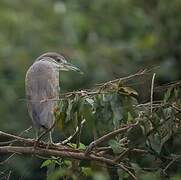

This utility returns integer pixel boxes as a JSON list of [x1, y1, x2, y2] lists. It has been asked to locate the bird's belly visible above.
[[26, 62, 59, 130], [27, 81, 58, 130], [28, 101, 56, 130]]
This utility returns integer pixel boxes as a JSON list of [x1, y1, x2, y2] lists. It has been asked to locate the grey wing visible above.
[[25, 61, 59, 129]]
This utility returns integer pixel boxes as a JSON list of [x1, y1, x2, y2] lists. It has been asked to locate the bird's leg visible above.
[[45, 131, 54, 149], [49, 131, 53, 144], [34, 129, 42, 148], [34, 129, 40, 149], [35, 129, 39, 140]]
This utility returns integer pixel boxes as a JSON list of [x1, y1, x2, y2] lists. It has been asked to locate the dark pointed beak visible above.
[[62, 62, 83, 74]]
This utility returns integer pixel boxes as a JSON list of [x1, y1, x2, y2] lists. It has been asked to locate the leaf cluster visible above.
[[43, 78, 181, 180]]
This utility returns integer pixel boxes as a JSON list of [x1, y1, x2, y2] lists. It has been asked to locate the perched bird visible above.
[[25, 52, 82, 142]]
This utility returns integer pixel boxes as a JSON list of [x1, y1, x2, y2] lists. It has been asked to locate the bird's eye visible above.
[[56, 58, 61, 62]]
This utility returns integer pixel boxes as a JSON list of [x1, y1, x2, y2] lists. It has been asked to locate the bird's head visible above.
[[36, 52, 83, 74]]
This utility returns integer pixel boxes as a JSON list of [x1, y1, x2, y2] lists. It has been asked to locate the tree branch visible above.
[[85, 121, 138, 155], [0, 145, 137, 180]]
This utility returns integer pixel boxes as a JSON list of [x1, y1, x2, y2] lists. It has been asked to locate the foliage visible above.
[[40, 76, 181, 180]]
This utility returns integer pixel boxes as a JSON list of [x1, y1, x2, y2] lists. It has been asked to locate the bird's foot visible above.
[[40, 99, 47, 104], [46, 140, 56, 149], [33, 139, 40, 149]]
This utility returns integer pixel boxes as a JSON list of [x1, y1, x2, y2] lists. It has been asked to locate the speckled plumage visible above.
[[25, 59, 59, 131]]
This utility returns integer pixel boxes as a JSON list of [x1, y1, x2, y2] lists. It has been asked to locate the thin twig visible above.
[[6, 170, 11, 180], [85, 122, 138, 155], [150, 73, 156, 116], [96, 69, 150, 87], [0, 153, 16, 165], [0, 131, 34, 144], [172, 103, 181, 113], [118, 163, 137, 180], [114, 149, 130, 163], [0, 130, 81, 153], [60, 119, 86, 145], [163, 155, 181, 175], [18, 126, 32, 136], [154, 80, 181, 92], [0, 126, 32, 145]]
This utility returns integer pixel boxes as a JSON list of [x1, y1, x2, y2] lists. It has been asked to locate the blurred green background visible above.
[[0, 0, 180, 179]]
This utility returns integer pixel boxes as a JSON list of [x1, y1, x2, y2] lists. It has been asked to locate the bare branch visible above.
[[60, 119, 86, 145], [0, 131, 81, 153], [85, 122, 138, 155], [150, 73, 156, 116], [163, 155, 181, 175], [0, 145, 137, 180], [0, 153, 16, 165]]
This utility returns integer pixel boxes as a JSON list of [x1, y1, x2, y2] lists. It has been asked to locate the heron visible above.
[[25, 52, 82, 143]]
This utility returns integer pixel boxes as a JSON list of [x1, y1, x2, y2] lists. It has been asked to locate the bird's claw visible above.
[[33, 139, 39, 149], [40, 99, 47, 104]]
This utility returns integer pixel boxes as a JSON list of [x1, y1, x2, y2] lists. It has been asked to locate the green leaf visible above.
[[119, 86, 138, 96], [82, 167, 93, 176], [79, 142, 86, 150], [67, 143, 77, 148], [65, 99, 74, 123], [41, 159, 55, 168], [47, 168, 76, 180], [67, 142, 86, 149], [71, 95, 81, 113], [127, 112, 134, 122], [148, 133, 162, 154], [127, 125, 145, 148], [110, 93, 123, 128], [79, 159, 91, 167], [63, 160, 72, 166], [93, 172, 109, 180], [108, 139, 123, 153], [59, 100, 68, 113], [164, 88, 172, 103], [85, 98, 94, 106]]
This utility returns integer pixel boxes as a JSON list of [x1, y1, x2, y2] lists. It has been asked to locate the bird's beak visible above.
[[61, 62, 83, 74]]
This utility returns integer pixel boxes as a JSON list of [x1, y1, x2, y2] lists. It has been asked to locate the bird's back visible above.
[[25, 61, 59, 130]]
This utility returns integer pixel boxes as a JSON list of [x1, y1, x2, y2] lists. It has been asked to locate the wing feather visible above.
[[25, 60, 59, 129]]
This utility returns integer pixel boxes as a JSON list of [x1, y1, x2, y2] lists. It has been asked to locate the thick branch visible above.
[[0, 146, 137, 180]]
